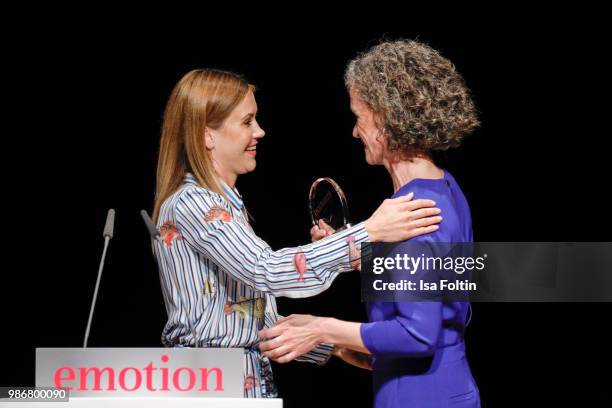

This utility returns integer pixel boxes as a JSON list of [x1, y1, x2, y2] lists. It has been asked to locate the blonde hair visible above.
[[153, 69, 254, 222]]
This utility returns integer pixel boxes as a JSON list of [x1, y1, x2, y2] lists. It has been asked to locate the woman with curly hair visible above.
[[259, 40, 481, 407]]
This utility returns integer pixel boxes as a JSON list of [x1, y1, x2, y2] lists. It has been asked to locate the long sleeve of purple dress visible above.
[[360, 170, 480, 408]]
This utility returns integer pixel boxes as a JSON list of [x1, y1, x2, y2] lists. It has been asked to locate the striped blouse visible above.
[[153, 173, 370, 397]]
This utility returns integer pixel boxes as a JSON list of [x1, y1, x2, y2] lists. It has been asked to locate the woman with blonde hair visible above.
[[152, 68, 442, 398]]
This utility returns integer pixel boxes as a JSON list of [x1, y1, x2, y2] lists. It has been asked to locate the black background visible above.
[[3, 11, 610, 407]]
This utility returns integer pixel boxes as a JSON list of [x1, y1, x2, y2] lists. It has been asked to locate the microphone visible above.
[[140, 209, 160, 239], [140, 210, 199, 346], [103, 209, 115, 239], [83, 209, 115, 348]]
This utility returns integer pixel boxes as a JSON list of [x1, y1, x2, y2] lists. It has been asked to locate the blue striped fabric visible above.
[[153, 173, 369, 397]]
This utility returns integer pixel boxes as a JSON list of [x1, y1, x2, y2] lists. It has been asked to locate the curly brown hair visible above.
[[345, 40, 479, 154]]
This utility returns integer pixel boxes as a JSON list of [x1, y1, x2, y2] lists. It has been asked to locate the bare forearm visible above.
[[320, 318, 370, 354]]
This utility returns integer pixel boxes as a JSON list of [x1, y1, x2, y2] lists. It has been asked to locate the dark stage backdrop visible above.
[[3, 16, 610, 407]]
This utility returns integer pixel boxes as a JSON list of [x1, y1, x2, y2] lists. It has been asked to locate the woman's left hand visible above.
[[258, 314, 325, 363], [310, 219, 335, 241]]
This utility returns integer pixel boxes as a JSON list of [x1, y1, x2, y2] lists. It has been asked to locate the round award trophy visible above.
[[308, 177, 351, 232]]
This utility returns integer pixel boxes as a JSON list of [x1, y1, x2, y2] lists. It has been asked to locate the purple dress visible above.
[[360, 170, 480, 407]]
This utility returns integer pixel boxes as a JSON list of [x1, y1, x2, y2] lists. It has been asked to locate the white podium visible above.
[[11, 348, 283, 407]]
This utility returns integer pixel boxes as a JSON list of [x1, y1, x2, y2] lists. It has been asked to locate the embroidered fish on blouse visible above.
[[293, 251, 307, 281], [159, 221, 182, 246], [244, 375, 257, 390], [346, 235, 361, 270], [204, 205, 233, 222], [224, 296, 266, 320]]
